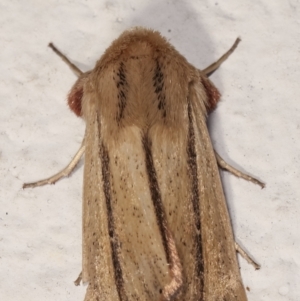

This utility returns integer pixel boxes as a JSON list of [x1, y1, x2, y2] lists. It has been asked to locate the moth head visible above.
[[68, 71, 91, 117]]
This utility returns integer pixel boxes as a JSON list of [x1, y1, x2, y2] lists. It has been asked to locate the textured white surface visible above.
[[1, 1, 299, 300]]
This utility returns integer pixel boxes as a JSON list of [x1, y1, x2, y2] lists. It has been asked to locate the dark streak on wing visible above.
[[143, 135, 170, 264], [99, 119, 127, 301], [116, 62, 128, 123], [152, 59, 167, 118], [187, 99, 204, 300]]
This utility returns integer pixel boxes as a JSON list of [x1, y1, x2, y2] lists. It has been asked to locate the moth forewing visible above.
[[191, 95, 248, 300], [81, 100, 119, 298], [24, 27, 262, 301]]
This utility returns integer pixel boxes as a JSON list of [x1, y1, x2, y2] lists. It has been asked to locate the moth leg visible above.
[[235, 242, 260, 270], [48, 42, 83, 77], [23, 139, 85, 189], [202, 38, 241, 77], [214, 150, 265, 188], [74, 271, 82, 286]]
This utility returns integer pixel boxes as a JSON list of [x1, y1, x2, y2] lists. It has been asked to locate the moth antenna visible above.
[[48, 42, 83, 77], [202, 37, 241, 77]]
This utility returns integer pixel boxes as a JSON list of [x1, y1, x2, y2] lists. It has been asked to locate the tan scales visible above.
[[24, 27, 263, 301]]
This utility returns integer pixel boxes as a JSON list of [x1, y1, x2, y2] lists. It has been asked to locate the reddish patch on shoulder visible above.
[[201, 77, 221, 113], [68, 82, 83, 117]]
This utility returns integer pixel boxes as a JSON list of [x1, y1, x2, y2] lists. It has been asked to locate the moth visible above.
[[24, 27, 264, 301]]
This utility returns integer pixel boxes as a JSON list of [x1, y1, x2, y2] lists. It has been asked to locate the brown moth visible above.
[[24, 27, 263, 301]]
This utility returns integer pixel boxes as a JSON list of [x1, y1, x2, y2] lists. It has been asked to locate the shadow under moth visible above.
[[24, 27, 264, 301]]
